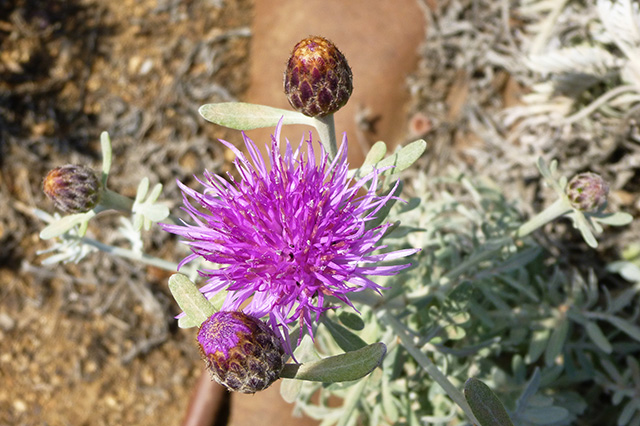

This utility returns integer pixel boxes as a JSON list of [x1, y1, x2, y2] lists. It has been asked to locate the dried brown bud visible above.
[[43, 164, 101, 213], [566, 172, 609, 212], [197, 311, 287, 393], [284, 36, 353, 117]]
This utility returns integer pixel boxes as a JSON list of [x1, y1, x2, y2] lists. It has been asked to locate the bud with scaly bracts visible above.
[[284, 36, 353, 117], [197, 311, 287, 393], [43, 164, 102, 213], [566, 172, 610, 212]]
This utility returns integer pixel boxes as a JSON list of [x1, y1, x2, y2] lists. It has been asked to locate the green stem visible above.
[[78, 235, 193, 274], [313, 114, 337, 161], [98, 189, 135, 213], [382, 313, 480, 425], [515, 198, 571, 239], [97, 188, 181, 225]]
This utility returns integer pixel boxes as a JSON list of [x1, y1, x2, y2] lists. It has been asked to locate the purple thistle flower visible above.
[[162, 121, 419, 352]]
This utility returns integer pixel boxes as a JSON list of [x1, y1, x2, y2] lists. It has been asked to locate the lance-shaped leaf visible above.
[[168, 273, 215, 327], [39, 211, 95, 240], [464, 378, 515, 426], [350, 139, 427, 179], [199, 102, 316, 130], [280, 342, 386, 383]]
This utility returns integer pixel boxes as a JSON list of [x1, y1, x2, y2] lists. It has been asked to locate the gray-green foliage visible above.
[[284, 168, 640, 426]]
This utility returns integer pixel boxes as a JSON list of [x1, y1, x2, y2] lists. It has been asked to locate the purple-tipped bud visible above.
[[43, 164, 101, 213], [566, 172, 610, 212], [197, 311, 287, 393], [284, 36, 353, 117]]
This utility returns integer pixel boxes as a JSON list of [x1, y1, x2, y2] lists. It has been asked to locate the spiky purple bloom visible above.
[[163, 122, 418, 351]]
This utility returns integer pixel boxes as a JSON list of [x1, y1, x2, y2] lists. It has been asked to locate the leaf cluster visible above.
[[285, 168, 640, 426]]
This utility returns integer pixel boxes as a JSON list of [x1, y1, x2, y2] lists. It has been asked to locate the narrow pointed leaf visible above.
[[464, 378, 515, 426], [199, 102, 315, 130], [545, 317, 569, 366], [585, 321, 613, 353], [605, 315, 640, 342], [280, 342, 386, 382], [100, 131, 112, 187]]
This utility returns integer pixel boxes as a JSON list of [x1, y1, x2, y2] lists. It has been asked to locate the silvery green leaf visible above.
[[607, 261, 640, 282], [140, 203, 170, 223], [592, 211, 634, 226], [338, 311, 365, 331], [585, 321, 613, 353], [301, 403, 339, 421], [293, 334, 321, 363], [280, 342, 386, 382], [350, 139, 427, 179], [381, 376, 399, 422], [38, 233, 97, 265], [168, 273, 215, 327], [117, 216, 143, 254], [604, 315, 640, 342], [362, 141, 387, 166], [178, 315, 201, 329], [147, 182, 163, 202], [132, 180, 169, 230], [618, 399, 640, 426], [39, 211, 95, 240], [280, 378, 303, 403], [100, 131, 112, 187], [600, 358, 624, 384], [464, 377, 515, 426], [516, 368, 541, 415], [133, 212, 144, 231], [597, 0, 640, 50], [199, 102, 315, 130], [536, 158, 563, 194], [370, 404, 382, 426], [336, 375, 368, 426], [527, 46, 618, 77], [567, 211, 598, 248], [321, 315, 368, 352], [135, 177, 149, 203], [606, 282, 640, 313], [545, 317, 569, 366], [521, 406, 570, 424]]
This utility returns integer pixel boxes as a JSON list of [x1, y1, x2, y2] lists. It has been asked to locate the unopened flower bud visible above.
[[197, 311, 286, 393], [566, 172, 609, 212], [43, 165, 101, 213], [284, 36, 353, 117]]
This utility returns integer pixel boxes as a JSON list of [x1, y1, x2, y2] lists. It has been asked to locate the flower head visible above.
[[566, 172, 609, 212], [198, 311, 286, 393], [284, 36, 353, 117], [43, 164, 102, 213], [163, 122, 418, 351]]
